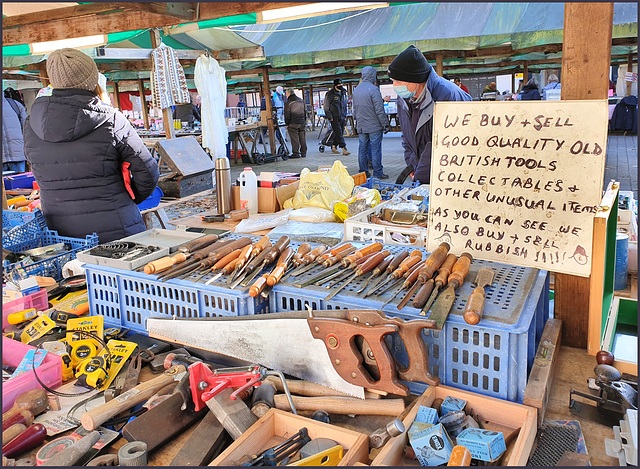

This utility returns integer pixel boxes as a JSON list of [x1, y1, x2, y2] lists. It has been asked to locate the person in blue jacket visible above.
[[542, 74, 561, 100], [388, 45, 471, 184]]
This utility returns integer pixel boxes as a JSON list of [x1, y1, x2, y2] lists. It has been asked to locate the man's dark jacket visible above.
[[323, 87, 348, 122], [519, 82, 541, 101], [284, 93, 306, 126], [24, 89, 159, 243]]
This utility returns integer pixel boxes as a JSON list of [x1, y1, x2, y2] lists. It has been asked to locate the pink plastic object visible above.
[[2, 337, 62, 413], [2, 289, 49, 330]]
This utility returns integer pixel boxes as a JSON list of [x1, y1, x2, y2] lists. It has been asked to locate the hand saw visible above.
[[146, 310, 431, 398]]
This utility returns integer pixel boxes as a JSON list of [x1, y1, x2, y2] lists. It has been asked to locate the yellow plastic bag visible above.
[[283, 161, 354, 211]]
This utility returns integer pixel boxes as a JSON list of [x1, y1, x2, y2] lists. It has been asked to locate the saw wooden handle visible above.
[[81, 365, 185, 431], [463, 287, 486, 325], [308, 318, 408, 396], [273, 395, 405, 416]]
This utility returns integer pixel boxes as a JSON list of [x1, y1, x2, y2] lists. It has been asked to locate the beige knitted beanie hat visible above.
[[46, 48, 99, 91]]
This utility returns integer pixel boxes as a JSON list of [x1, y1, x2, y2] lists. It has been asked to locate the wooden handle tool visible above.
[[267, 246, 295, 286], [463, 267, 495, 325], [2, 410, 33, 431], [421, 254, 458, 313], [302, 245, 328, 264], [448, 252, 473, 290], [273, 395, 405, 416], [179, 234, 219, 253], [249, 274, 270, 297], [418, 242, 451, 283], [251, 235, 271, 257], [292, 243, 312, 264], [2, 423, 46, 458], [2, 389, 48, 425], [144, 252, 188, 275], [328, 242, 354, 257], [323, 246, 357, 267], [211, 248, 242, 271], [412, 278, 435, 309], [3, 423, 27, 445], [81, 365, 186, 431]]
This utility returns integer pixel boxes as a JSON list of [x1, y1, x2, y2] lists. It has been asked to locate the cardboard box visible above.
[[260, 110, 268, 123], [441, 396, 467, 415], [407, 422, 433, 440], [409, 423, 454, 466], [456, 428, 507, 462], [415, 406, 439, 425], [275, 181, 300, 209], [210, 408, 369, 466], [258, 187, 279, 213]]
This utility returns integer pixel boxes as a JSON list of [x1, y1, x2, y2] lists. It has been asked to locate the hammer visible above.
[[3, 390, 49, 426]]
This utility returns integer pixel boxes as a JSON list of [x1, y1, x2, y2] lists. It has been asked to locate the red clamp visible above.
[[189, 363, 265, 412]]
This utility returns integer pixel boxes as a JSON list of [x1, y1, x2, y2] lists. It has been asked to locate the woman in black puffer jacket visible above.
[[24, 48, 159, 243], [519, 78, 542, 101]]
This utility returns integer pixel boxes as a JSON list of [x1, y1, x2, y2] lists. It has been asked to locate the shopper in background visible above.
[[284, 89, 307, 159], [519, 78, 542, 100], [482, 81, 499, 95], [323, 78, 350, 155], [453, 77, 470, 94], [272, 85, 285, 123], [542, 74, 561, 100], [173, 96, 201, 124], [23, 48, 159, 243], [353, 66, 390, 179], [2, 91, 28, 173], [388, 45, 471, 184]]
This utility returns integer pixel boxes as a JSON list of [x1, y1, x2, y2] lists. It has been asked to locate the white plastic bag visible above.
[[288, 207, 338, 223], [234, 209, 291, 233]]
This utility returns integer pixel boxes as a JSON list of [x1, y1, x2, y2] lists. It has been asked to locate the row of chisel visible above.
[[287, 241, 481, 328]]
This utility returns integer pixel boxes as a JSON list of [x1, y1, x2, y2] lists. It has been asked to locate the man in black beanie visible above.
[[323, 77, 350, 155], [388, 45, 471, 184]]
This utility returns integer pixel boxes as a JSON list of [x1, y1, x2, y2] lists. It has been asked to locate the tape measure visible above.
[[69, 339, 101, 369], [76, 356, 110, 389], [7, 308, 38, 325], [35, 436, 78, 465], [42, 341, 75, 381]]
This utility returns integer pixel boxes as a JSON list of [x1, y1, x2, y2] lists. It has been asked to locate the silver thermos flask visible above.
[[215, 156, 231, 214]]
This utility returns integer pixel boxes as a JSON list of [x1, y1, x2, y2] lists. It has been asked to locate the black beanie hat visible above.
[[388, 45, 432, 83], [333, 78, 343, 86]]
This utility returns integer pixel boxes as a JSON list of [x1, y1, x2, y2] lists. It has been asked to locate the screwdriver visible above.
[[362, 250, 410, 296], [230, 245, 272, 289], [267, 246, 295, 286], [284, 245, 328, 279], [240, 236, 291, 287], [226, 244, 254, 285], [424, 253, 473, 328], [367, 252, 423, 298], [325, 250, 391, 301], [380, 259, 427, 309], [205, 258, 241, 285], [420, 253, 459, 314], [356, 253, 393, 294], [231, 235, 271, 283], [396, 243, 450, 311]]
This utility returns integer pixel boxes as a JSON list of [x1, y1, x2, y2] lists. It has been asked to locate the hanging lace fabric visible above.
[[194, 53, 228, 157], [150, 42, 190, 109]]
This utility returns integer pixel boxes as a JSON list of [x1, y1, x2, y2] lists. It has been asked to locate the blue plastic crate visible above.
[[3, 210, 48, 252], [85, 263, 270, 334], [4, 230, 99, 281], [359, 178, 419, 200], [270, 242, 549, 403]]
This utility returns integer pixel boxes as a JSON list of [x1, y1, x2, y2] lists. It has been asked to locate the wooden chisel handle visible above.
[[144, 252, 188, 275], [302, 245, 328, 264], [251, 235, 271, 257], [263, 236, 290, 265], [81, 365, 186, 431], [273, 395, 405, 416], [448, 253, 473, 289], [409, 249, 423, 258], [212, 248, 242, 271], [179, 234, 219, 253], [249, 274, 269, 297], [293, 243, 311, 263], [356, 250, 391, 275], [433, 254, 458, 286], [222, 258, 240, 275], [194, 238, 234, 260], [234, 244, 253, 270], [418, 242, 450, 282], [373, 254, 394, 276], [354, 242, 383, 260], [343, 249, 378, 268], [245, 245, 271, 272], [392, 255, 423, 278], [328, 242, 354, 257], [403, 260, 426, 285], [324, 246, 357, 266], [387, 250, 410, 272], [463, 287, 486, 325], [267, 246, 295, 286], [413, 278, 435, 309]]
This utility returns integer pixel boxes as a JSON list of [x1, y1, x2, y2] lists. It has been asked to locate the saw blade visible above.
[[146, 317, 366, 398]]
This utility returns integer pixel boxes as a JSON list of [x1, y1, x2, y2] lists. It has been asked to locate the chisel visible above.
[[462, 267, 495, 325], [226, 244, 253, 284], [363, 250, 420, 298], [286, 245, 329, 278], [205, 258, 241, 285], [426, 253, 473, 329], [240, 236, 290, 287], [191, 248, 243, 283], [356, 252, 393, 294], [156, 238, 234, 279], [318, 243, 383, 286], [324, 250, 386, 288], [325, 250, 391, 301], [229, 245, 272, 289], [181, 239, 252, 283], [231, 235, 271, 283], [370, 253, 424, 298], [267, 247, 295, 286], [293, 246, 357, 287], [420, 253, 459, 314], [361, 249, 410, 296], [396, 242, 450, 310], [380, 259, 426, 309], [144, 234, 219, 275]]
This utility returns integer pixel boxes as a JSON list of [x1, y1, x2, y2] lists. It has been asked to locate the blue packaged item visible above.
[[441, 396, 467, 415], [409, 423, 454, 466], [456, 428, 506, 462], [415, 405, 439, 425]]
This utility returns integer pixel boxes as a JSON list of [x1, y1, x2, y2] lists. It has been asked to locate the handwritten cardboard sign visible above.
[[427, 100, 608, 276]]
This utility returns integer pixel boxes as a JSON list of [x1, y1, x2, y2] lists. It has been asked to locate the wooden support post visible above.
[[554, 2, 614, 348], [138, 79, 149, 130], [626, 53, 633, 96], [309, 84, 315, 130], [111, 81, 121, 110], [436, 52, 444, 76], [34, 62, 49, 87], [511, 72, 516, 95], [523, 61, 529, 83], [261, 67, 276, 155], [150, 29, 175, 139]]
